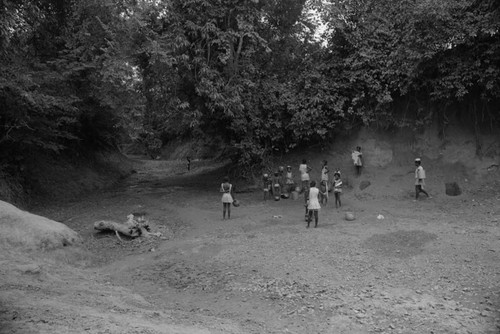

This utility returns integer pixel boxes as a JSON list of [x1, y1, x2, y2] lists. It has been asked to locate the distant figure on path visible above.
[[306, 180, 321, 228], [186, 156, 191, 171], [352, 146, 363, 176], [220, 176, 234, 219], [333, 171, 342, 208], [414, 158, 431, 200]]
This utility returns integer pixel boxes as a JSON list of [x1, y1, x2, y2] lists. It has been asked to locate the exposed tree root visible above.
[[94, 214, 161, 241]]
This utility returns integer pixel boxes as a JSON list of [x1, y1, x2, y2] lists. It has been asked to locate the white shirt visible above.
[[352, 151, 362, 166], [415, 166, 426, 185], [321, 166, 329, 181], [299, 164, 309, 181]]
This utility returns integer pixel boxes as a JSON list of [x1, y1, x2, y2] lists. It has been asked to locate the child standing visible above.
[[333, 171, 342, 208], [299, 159, 312, 200], [306, 180, 321, 228], [272, 171, 282, 199], [220, 176, 234, 219], [285, 166, 295, 194], [321, 160, 329, 200], [414, 158, 431, 200], [262, 173, 271, 200], [352, 146, 363, 176], [319, 180, 328, 205]]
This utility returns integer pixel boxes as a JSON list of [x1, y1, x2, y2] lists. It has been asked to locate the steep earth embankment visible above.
[[1, 125, 499, 334]]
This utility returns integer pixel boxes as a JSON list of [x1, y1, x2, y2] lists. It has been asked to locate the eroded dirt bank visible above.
[[2, 157, 500, 333]]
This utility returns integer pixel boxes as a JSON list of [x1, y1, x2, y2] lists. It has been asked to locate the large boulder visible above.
[[445, 182, 462, 196], [0, 200, 80, 251]]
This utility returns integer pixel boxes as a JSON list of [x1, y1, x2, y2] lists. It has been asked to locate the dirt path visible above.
[[29, 158, 500, 333]]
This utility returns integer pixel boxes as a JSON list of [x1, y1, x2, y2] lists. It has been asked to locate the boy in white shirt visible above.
[[414, 158, 431, 200], [352, 146, 363, 176]]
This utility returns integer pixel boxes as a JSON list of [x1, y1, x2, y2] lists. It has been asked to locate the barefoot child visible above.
[[333, 171, 342, 208], [352, 146, 363, 176], [220, 176, 234, 219], [285, 166, 295, 194], [299, 159, 312, 205], [272, 171, 282, 199], [414, 158, 430, 200], [299, 159, 312, 191], [319, 180, 328, 205], [262, 173, 271, 200], [320, 160, 329, 203], [306, 180, 321, 228]]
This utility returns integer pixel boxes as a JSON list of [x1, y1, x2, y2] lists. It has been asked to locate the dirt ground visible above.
[[2, 157, 500, 334]]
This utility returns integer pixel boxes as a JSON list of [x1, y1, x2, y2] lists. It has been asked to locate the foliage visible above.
[[1, 0, 499, 180], [0, 0, 144, 159], [319, 0, 500, 128]]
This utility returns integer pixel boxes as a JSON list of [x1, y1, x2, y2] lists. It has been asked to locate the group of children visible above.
[[219, 160, 343, 225], [220, 150, 431, 226], [261, 160, 343, 228], [220, 146, 365, 224]]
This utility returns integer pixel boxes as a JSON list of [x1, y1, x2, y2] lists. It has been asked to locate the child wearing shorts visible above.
[[220, 176, 234, 219], [285, 166, 295, 194], [262, 173, 271, 200], [333, 171, 342, 208], [272, 171, 282, 199]]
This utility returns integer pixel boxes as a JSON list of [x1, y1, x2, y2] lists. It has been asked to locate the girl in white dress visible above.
[[220, 176, 234, 219], [306, 180, 321, 228]]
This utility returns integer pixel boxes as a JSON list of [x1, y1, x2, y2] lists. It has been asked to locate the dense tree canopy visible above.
[[1, 0, 499, 172]]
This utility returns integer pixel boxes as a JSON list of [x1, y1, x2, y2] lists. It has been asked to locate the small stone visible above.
[[359, 180, 371, 190], [445, 182, 462, 196], [345, 212, 355, 221], [16, 264, 41, 274]]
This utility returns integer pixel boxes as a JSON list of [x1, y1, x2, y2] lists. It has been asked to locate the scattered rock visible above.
[[487, 164, 499, 172], [359, 180, 371, 190], [445, 182, 462, 196], [345, 212, 355, 221], [16, 264, 42, 274]]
